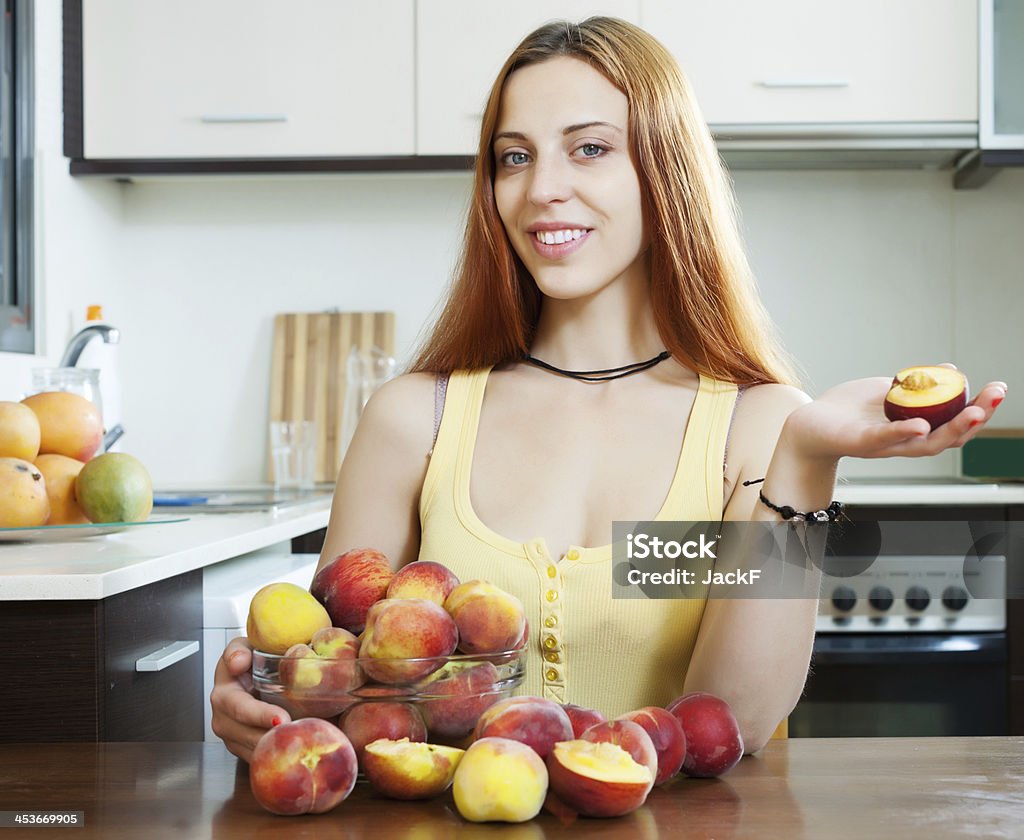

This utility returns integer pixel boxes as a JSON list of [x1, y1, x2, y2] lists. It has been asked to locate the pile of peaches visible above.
[[246, 548, 746, 823]]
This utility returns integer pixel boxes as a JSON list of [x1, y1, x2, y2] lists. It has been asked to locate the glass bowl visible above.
[[252, 646, 525, 743]]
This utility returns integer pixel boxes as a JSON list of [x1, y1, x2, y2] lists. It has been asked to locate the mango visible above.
[[0, 457, 50, 528], [74, 452, 153, 523], [22, 391, 103, 462], [0, 401, 41, 461], [34, 454, 89, 525], [247, 582, 332, 655]]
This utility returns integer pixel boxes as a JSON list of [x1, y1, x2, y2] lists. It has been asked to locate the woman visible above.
[[212, 18, 1005, 763]]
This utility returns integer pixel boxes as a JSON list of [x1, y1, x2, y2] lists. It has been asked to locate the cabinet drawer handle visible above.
[[136, 640, 200, 672], [199, 114, 288, 124], [756, 79, 850, 89]]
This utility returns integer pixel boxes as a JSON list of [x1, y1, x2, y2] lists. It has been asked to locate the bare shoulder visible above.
[[358, 371, 437, 455], [726, 383, 811, 489], [735, 382, 811, 421]]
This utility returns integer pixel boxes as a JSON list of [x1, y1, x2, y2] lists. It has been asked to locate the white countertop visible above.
[[0, 497, 331, 601], [834, 480, 1024, 506]]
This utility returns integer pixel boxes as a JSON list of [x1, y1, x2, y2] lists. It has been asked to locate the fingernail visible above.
[[271, 716, 281, 727], [229, 651, 244, 665], [993, 396, 1005, 408], [970, 419, 982, 428]]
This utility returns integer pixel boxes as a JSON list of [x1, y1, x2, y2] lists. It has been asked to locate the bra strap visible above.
[[430, 373, 450, 454]]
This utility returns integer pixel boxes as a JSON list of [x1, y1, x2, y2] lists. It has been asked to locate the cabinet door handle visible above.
[[199, 114, 288, 124], [756, 79, 850, 89], [136, 640, 200, 672]]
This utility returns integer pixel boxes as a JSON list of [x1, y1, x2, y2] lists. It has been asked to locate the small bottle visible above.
[[75, 305, 123, 451]]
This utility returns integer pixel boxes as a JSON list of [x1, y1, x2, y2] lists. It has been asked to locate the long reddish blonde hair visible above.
[[409, 17, 798, 386]]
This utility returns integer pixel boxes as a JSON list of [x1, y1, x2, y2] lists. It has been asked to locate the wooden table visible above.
[[1, 738, 1022, 838]]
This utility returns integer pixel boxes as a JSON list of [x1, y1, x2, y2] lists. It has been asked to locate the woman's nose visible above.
[[526, 155, 573, 205]]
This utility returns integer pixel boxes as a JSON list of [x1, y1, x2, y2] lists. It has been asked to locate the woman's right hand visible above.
[[210, 636, 291, 763]]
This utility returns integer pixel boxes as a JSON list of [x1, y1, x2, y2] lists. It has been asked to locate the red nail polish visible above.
[[271, 716, 281, 727], [992, 396, 1004, 408], [969, 419, 982, 428]]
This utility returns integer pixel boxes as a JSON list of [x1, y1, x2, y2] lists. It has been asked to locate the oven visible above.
[[789, 512, 1009, 738]]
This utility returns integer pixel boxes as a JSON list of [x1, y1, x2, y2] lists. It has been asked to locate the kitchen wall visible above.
[[2, 7, 1022, 486]]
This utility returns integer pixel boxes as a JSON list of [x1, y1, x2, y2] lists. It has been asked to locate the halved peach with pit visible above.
[[883, 366, 968, 430]]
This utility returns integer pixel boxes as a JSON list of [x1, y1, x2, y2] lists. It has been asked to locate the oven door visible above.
[[789, 633, 1008, 737]]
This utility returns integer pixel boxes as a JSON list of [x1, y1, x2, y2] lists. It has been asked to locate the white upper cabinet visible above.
[[641, 0, 978, 125], [415, 1, 640, 156], [81, 0, 415, 158]]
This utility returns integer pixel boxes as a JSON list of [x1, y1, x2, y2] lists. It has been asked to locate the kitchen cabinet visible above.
[[641, 0, 978, 125], [415, 0, 640, 156], [2, 570, 204, 742], [72, 0, 414, 159]]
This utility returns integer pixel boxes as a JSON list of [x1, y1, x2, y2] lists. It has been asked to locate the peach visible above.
[[617, 706, 687, 785], [279, 627, 364, 718], [883, 365, 968, 430], [419, 661, 501, 738], [473, 695, 573, 759], [666, 692, 744, 778], [0, 457, 50, 528], [562, 703, 607, 738], [362, 738, 464, 800], [444, 581, 527, 655], [338, 701, 427, 763], [249, 718, 358, 815], [34, 454, 88, 525], [452, 737, 548, 823], [358, 598, 458, 683], [310, 547, 394, 633], [246, 582, 332, 655], [21, 391, 102, 462], [0, 401, 41, 461], [580, 719, 658, 784], [546, 738, 653, 818], [386, 560, 460, 605]]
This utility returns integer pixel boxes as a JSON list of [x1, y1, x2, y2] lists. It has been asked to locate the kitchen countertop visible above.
[[834, 478, 1024, 506], [0, 495, 331, 601], [0, 737, 1020, 839]]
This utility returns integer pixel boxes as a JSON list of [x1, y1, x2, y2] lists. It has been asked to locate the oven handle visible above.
[[812, 633, 1007, 665]]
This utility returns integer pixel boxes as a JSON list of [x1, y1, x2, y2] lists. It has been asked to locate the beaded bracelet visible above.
[[741, 478, 843, 523]]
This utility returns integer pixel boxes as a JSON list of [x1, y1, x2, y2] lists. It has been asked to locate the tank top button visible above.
[[543, 636, 557, 650], [546, 565, 557, 578], [544, 652, 560, 664], [567, 548, 581, 561], [545, 668, 559, 682], [545, 590, 558, 603], [544, 616, 558, 628]]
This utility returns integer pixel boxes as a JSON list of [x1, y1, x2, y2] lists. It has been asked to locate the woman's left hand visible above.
[[783, 369, 1007, 462]]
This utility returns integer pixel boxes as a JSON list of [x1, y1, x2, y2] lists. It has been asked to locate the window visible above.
[[0, 0, 33, 354]]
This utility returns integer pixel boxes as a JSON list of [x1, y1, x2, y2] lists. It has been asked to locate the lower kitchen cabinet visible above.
[[3, 570, 204, 742]]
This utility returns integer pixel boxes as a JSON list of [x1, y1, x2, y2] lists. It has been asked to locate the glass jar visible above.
[[30, 367, 104, 420]]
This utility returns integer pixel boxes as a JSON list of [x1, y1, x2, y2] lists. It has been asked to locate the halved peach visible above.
[[362, 738, 464, 800], [883, 366, 968, 430], [546, 739, 653, 818]]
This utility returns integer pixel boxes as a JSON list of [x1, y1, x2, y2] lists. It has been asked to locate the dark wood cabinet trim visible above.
[[62, 0, 84, 158], [69, 156, 476, 176]]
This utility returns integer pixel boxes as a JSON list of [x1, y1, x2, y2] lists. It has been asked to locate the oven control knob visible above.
[[831, 586, 857, 612], [905, 586, 931, 611], [868, 586, 894, 611], [941, 586, 969, 611]]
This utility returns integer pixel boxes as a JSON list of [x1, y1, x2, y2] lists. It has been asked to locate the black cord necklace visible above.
[[523, 350, 671, 382]]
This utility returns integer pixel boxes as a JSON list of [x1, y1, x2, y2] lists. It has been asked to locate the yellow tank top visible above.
[[418, 367, 739, 718]]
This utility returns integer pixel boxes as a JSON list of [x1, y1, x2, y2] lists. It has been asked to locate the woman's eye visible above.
[[501, 151, 529, 166], [578, 143, 605, 158]]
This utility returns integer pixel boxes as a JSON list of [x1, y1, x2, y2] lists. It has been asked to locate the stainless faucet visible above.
[[59, 324, 120, 367]]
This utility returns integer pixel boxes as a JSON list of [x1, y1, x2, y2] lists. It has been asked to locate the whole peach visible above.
[[387, 560, 460, 605], [444, 581, 527, 655], [419, 661, 501, 738], [246, 582, 332, 655], [249, 718, 358, 815], [279, 626, 364, 718], [310, 547, 394, 633], [473, 695, 573, 759], [666, 691, 744, 778], [338, 701, 427, 763], [617, 706, 687, 785], [453, 737, 548, 823], [562, 703, 607, 738], [359, 598, 458, 683]]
